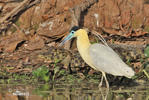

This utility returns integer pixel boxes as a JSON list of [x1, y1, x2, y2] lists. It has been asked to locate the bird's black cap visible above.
[[70, 26, 79, 32]]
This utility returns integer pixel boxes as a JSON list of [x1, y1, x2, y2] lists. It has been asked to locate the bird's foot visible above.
[[98, 81, 103, 87]]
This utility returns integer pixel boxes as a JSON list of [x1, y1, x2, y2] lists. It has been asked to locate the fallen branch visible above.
[[0, 0, 41, 34], [0, 0, 20, 3]]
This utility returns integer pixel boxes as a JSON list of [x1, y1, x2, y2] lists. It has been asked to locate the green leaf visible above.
[[43, 75, 49, 82], [144, 45, 149, 58], [32, 66, 50, 82]]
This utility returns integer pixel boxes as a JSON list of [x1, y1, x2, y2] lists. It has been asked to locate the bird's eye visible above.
[[71, 31, 74, 34]]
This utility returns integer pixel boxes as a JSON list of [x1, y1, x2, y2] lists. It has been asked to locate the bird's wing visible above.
[[89, 43, 125, 76]]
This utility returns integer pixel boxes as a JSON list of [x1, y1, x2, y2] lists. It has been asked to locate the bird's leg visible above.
[[102, 72, 109, 89], [98, 74, 104, 87]]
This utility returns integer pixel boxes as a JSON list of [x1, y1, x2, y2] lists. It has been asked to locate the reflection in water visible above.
[[0, 83, 148, 100]]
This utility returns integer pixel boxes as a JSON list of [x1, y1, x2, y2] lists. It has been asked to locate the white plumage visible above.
[[89, 43, 135, 78]]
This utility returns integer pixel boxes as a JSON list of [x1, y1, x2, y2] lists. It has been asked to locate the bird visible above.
[[59, 26, 135, 88]]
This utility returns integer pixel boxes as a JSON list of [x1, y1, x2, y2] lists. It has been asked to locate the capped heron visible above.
[[60, 26, 135, 88]]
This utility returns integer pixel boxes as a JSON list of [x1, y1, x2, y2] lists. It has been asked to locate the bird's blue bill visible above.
[[59, 30, 75, 46]]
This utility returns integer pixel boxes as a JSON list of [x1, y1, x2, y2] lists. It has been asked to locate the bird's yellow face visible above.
[[59, 26, 88, 46], [73, 29, 87, 38]]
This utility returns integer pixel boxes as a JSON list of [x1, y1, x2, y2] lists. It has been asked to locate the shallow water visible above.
[[0, 83, 149, 100]]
